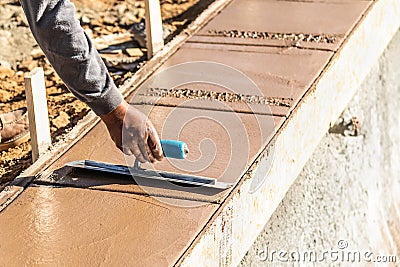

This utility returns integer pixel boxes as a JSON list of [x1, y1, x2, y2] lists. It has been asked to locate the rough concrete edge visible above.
[[175, 0, 400, 266], [0, 0, 234, 211]]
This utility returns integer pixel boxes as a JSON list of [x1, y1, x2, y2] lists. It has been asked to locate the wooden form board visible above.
[[24, 67, 51, 162], [145, 0, 164, 58]]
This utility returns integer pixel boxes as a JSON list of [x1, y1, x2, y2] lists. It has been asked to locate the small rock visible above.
[[30, 48, 44, 59], [45, 79, 54, 88], [102, 15, 117, 26], [120, 11, 138, 26], [0, 89, 12, 102], [125, 48, 143, 57], [90, 19, 102, 27], [18, 59, 38, 71], [47, 86, 63, 96], [52, 111, 70, 129], [116, 4, 127, 16], [137, 9, 145, 19]]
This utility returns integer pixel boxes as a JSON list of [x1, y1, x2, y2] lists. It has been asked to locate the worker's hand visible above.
[[100, 100, 164, 163]]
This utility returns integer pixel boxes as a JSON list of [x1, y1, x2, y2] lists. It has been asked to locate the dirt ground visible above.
[[0, 0, 208, 187]]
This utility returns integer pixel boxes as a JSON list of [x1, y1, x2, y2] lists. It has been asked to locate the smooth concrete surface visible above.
[[193, 0, 371, 51], [240, 28, 400, 267], [36, 105, 279, 203], [140, 44, 333, 116], [46, 105, 279, 180], [0, 185, 218, 266]]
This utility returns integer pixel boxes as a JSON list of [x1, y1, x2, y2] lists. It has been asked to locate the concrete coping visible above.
[[176, 1, 400, 266], [1, 0, 400, 266]]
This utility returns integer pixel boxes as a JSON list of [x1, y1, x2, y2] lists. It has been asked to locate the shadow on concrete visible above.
[[33, 166, 230, 202]]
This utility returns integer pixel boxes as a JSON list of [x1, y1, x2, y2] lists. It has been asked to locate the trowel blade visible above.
[[66, 160, 233, 190]]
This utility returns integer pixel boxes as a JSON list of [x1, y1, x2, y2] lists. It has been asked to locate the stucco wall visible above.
[[240, 29, 400, 266]]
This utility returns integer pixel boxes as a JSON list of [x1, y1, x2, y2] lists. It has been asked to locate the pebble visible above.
[[17, 59, 38, 71], [125, 48, 143, 57], [52, 111, 70, 129], [0, 89, 12, 102], [30, 48, 44, 59], [0, 66, 15, 78]]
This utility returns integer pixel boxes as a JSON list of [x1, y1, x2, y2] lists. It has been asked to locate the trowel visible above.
[[66, 140, 233, 191]]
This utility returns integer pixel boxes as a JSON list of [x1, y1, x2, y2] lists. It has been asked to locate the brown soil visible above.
[[0, 0, 208, 188]]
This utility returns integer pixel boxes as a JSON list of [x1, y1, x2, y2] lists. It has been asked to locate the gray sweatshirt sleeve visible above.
[[19, 0, 123, 115]]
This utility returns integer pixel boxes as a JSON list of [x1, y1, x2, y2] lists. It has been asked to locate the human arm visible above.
[[20, 0, 163, 162]]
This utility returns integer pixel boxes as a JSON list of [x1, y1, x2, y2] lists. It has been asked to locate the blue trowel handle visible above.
[[160, 140, 189, 159]]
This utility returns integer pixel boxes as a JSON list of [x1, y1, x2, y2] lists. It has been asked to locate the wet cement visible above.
[[194, 0, 371, 51], [36, 105, 280, 203], [0, 0, 372, 265], [0, 185, 217, 266], [145, 43, 333, 115]]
